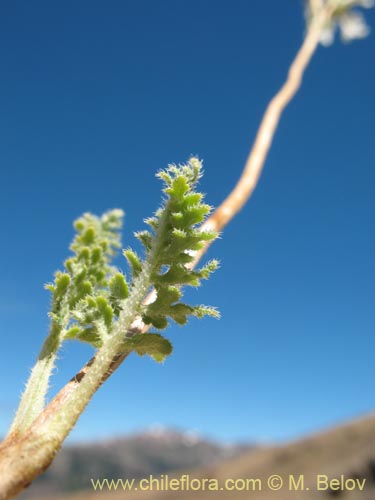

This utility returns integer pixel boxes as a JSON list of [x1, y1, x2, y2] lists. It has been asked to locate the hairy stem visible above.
[[7, 322, 63, 437]]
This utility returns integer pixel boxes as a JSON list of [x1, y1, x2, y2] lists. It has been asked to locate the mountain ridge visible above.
[[25, 413, 375, 500], [19, 426, 254, 499]]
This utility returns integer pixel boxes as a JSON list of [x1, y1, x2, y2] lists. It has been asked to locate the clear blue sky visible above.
[[0, 1, 374, 444]]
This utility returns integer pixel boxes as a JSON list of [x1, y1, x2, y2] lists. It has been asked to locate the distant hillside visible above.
[[19, 427, 253, 498], [38, 414, 374, 500]]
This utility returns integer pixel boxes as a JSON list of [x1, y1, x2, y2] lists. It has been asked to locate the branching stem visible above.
[[25, 5, 331, 435]]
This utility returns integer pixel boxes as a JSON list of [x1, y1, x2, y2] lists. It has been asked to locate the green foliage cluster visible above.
[[45, 210, 125, 348], [45, 159, 219, 362], [140, 161, 219, 329]]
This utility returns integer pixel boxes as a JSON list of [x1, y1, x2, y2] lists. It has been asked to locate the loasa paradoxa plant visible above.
[[10, 158, 219, 439], [0, 159, 219, 499], [1, 1, 374, 499]]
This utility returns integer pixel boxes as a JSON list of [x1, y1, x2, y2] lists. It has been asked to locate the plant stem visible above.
[[7, 322, 63, 437], [202, 7, 331, 235], [25, 5, 329, 440]]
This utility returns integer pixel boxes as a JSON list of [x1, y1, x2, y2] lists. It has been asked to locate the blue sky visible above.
[[0, 0, 374, 444]]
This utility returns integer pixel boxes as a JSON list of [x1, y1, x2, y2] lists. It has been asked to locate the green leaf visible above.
[[109, 273, 129, 300], [196, 259, 220, 280], [143, 314, 168, 330], [133, 158, 219, 332], [154, 264, 200, 286], [65, 326, 82, 339], [192, 305, 220, 319], [123, 333, 173, 362], [95, 297, 113, 329], [44, 159, 219, 354], [134, 230, 153, 251], [91, 247, 103, 264], [55, 273, 70, 294], [82, 227, 96, 245], [123, 248, 142, 280], [76, 327, 103, 348]]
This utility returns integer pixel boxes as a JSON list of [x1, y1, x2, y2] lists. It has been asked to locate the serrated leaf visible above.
[[154, 264, 200, 286], [197, 259, 220, 280], [146, 285, 181, 312], [169, 175, 190, 198], [134, 230, 153, 250], [192, 305, 220, 319], [123, 333, 173, 362], [144, 216, 159, 231], [182, 192, 203, 208]]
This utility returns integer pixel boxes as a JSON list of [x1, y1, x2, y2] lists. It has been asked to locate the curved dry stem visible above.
[[203, 10, 328, 234]]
